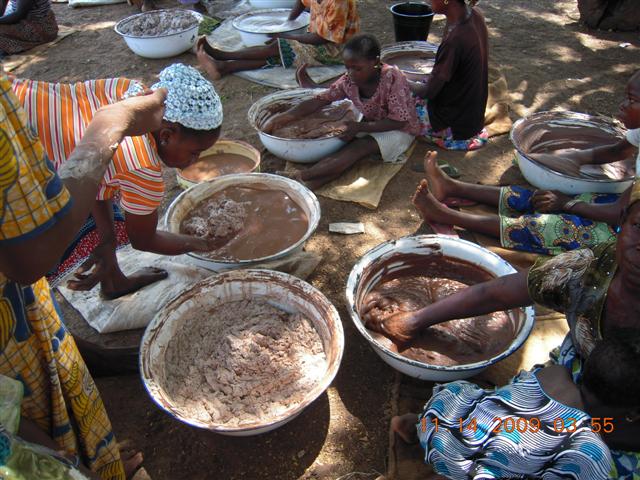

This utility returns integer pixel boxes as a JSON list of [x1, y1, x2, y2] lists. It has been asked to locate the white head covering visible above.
[[125, 63, 223, 131]]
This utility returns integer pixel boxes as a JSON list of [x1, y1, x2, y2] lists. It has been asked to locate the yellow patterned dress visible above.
[[0, 73, 125, 479]]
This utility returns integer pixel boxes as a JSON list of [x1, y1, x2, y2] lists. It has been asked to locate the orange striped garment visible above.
[[10, 76, 164, 216]]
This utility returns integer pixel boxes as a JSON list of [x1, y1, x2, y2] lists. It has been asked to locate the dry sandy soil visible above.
[[12, 0, 639, 479]]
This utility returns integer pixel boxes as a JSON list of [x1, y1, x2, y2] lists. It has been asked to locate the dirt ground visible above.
[[12, 0, 640, 479]]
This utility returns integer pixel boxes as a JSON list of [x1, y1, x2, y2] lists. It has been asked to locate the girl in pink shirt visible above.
[[263, 34, 418, 189]]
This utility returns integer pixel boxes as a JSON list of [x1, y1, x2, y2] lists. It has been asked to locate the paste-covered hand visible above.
[[97, 87, 168, 138], [338, 121, 360, 142], [362, 296, 421, 344], [262, 112, 295, 134]]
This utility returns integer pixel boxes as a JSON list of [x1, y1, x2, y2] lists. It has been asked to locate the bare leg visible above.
[[299, 137, 379, 181], [392, 413, 420, 444], [200, 37, 278, 61], [425, 151, 501, 206], [412, 180, 501, 238]]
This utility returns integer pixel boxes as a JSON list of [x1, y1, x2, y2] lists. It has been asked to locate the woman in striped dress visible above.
[[0, 0, 57, 55], [11, 63, 225, 299]]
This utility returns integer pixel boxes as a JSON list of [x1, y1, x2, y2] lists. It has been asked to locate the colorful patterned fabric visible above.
[[0, 6, 57, 55], [317, 64, 421, 135], [0, 73, 125, 480], [0, 374, 91, 479], [125, 63, 223, 131], [301, 0, 359, 44], [10, 76, 164, 216], [415, 97, 488, 150], [499, 185, 618, 255], [46, 203, 130, 287], [528, 240, 616, 359], [268, 38, 343, 69], [417, 370, 613, 479]]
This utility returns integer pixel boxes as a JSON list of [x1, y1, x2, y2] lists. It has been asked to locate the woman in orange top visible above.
[[11, 63, 224, 299], [196, 0, 359, 79]]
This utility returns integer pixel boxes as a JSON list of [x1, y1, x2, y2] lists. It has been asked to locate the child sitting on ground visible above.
[[262, 34, 420, 189], [392, 328, 640, 479], [195, 0, 359, 79]]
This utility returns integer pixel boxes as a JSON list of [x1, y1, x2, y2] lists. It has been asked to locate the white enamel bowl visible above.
[[115, 10, 202, 59], [163, 173, 320, 271], [248, 89, 362, 163], [511, 111, 633, 195], [346, 235, 535, 381], [140, 269, 344, 435], [232, 9, 309, 47]]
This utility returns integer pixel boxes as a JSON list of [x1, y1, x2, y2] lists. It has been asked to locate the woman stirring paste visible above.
[[365, 183, 640, 478], [10, 64, 226, 299], [264, 34, 419, 189]]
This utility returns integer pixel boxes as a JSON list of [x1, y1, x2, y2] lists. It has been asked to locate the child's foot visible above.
[[412, 180, 456, 225], [198, 51, 226, 80], [295, 64, 320, 89], [391, 413, 420, 444], [424, 151, 457, 202], [121, 450, 144, 479]]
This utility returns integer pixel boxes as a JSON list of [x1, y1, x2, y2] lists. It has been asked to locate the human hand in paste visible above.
[[531, 190, 573, 213], [527, 151, 585, 178], [362, 295, 421, 344], [338, 121, 360, 142], [262, 112, 296, 134]]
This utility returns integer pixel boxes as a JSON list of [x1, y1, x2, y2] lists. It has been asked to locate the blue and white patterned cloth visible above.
[[417, 368, 614, 479]]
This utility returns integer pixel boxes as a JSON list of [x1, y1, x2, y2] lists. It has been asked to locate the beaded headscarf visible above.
[[126, 63, 223, 131]]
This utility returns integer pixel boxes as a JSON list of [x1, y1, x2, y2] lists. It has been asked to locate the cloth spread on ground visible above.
[[2, 25, 77, 71], [57, 246, 322, 335], [205, 19, 345, 89]]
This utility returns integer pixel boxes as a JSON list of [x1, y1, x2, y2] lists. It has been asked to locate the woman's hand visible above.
[[262, 112, 295, 134], [95, 88, 167, 139], [338, 121, 361, 142], [363, 309, 421, 345], [531, 190, 573, 213]]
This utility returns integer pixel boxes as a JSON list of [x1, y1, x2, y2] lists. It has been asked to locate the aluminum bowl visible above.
[[176, 139, 261, 190], [163, 173, 320, 271], [511, 111, 633, 195], [232, 9, 309, 47], [346, 235, 535, 382], [140, 269, 344, 436], [115, 10, 202, 59], [248, 88, 362, 163]]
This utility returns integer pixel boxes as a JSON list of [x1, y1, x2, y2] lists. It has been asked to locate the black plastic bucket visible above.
[[390, 2, 434, 42]]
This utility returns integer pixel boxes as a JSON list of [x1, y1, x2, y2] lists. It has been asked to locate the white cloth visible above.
[[626, 127, 640, 172], [57, 247, 213, 333], [366, 130, 415, 163]]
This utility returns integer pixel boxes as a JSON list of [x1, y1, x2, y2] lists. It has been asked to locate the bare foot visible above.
[[101, 267, 168, 300], [412, 180, 456, 225], [424, 151, 457, 202], [276, 170, 303, 181], [192, 1, 207, 13], [295, 64, 321, 89], [121, 450, 144, 479], [392, 413, 420, 444]]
